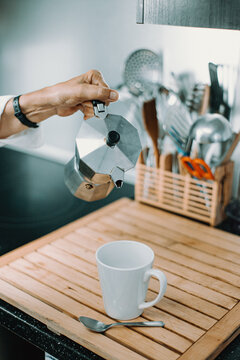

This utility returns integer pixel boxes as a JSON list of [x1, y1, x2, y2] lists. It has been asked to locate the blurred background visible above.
[[0, 0, 240, 193]]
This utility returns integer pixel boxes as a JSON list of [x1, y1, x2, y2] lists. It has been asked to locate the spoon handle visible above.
[[112, 321, 165, 328]]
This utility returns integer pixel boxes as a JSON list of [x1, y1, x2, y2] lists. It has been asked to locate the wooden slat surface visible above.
[[0, 198, 239, 360]]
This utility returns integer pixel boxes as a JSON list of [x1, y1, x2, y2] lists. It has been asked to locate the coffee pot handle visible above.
[[92, 100, 108, 120]]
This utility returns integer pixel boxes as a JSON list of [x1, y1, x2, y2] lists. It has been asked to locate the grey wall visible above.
[[0, 0, 239, 190]]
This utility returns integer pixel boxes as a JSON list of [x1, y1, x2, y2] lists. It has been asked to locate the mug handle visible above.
[[138, 269, 167, 310]]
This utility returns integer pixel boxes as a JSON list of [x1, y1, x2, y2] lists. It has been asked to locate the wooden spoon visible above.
[[142, 98, 160, 168], [221, 131, 240, 164]]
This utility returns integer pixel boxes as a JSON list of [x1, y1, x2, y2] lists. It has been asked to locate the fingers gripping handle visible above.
[[138, 269, 167, 310]]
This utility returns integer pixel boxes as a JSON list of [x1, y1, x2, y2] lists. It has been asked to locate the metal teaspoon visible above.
[[79, 316, 165, 333]]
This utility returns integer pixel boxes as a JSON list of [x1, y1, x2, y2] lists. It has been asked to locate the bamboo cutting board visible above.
[[0, 198, 239, 360]]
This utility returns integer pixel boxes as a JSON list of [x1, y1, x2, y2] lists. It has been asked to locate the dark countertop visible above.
[[0, 147, 239, 360], [0, 147, 135, 256]]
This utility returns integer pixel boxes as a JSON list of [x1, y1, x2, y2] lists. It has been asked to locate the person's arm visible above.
[[0, 70, 119, 139]]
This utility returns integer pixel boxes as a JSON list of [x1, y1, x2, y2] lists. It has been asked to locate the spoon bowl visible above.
[[186, 113, 233, 155], [79, 316, 165, 333]]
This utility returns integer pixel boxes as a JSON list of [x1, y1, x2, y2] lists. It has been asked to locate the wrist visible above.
[[19, 86, 57, 123]]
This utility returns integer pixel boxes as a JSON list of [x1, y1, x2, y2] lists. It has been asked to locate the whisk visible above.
[[163, 101, 193, 154]]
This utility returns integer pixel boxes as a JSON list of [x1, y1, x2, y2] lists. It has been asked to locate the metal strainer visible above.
[[123, 49, 163, 96]]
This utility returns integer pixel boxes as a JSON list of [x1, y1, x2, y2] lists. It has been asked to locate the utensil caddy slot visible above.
[[135, 158, 234, 226]]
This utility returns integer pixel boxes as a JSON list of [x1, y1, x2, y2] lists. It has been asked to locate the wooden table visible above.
[[0, 198, 239, 360]]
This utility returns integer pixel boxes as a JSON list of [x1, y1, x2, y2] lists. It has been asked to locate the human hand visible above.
[[0, 70, 119, 139], [49, 69, 119, 120]]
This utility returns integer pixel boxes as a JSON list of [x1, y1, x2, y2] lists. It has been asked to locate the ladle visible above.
[[185, 113, 233, 156]]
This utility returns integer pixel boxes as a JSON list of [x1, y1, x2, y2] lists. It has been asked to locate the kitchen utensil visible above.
[[185, 118, 233, 209], [119, 49, 165, 155], [159, 153, 172, 171], [163, 102, 193, 153], [181, 156, 214, 180], [123, 49, 163, 97], [171, 71, 196, 104], [204, 131, 240, 169], [185, 113, 233, 156], [209, 62, 231, 120], [79, 316, 165, 333], [186, 83, 210, 116], [171, 151, 179, 173], [142, 98, 160, 167], [64, 101, 142, 201], [218, 64, 231, 120], [155, 87, 179, 152], [208, 62, 223, 114], [220, 131, 240, 163], [180, 148, 213, 209], [226, 64, 238, 109]]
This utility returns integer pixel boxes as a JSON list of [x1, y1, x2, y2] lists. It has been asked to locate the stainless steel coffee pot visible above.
[[64, 101, 142, 201]]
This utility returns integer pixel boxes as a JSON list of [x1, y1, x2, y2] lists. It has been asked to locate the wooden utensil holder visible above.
[[135, 155, 234, 226]]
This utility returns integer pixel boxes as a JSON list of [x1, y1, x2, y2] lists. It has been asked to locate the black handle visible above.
[[92, 100, 106, 119]]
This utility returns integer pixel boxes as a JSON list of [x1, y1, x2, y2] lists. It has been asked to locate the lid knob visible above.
[[106, 130, 120, 147]]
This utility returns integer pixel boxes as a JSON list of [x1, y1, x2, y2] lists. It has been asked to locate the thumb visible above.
[[79, 84, 119, 102]]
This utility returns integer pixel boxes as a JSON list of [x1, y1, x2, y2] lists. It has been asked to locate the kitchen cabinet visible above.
[[136, 0, 240, 30]]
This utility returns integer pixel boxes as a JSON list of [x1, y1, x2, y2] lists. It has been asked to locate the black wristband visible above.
[[13, 95, 39, 128]]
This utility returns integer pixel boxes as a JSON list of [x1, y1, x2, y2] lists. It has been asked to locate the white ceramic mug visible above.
[[96, 240, 167, 320]]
